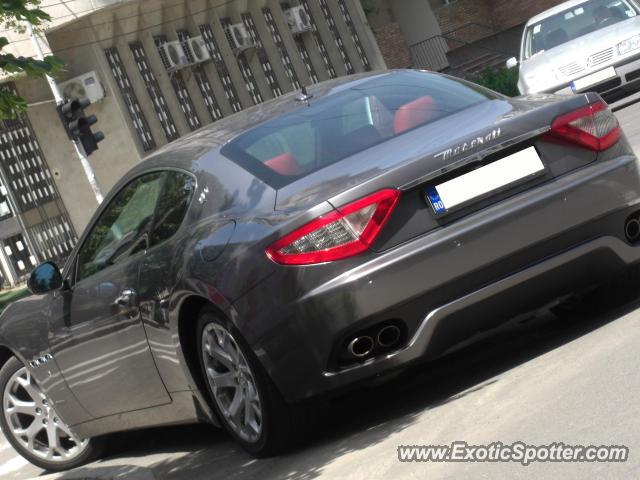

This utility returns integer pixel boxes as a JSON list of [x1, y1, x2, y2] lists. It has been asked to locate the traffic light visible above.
[[57, 98, 105, 156]]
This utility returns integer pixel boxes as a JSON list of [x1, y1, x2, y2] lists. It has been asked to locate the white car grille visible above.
[[557, 47, 616, 78], [558, 62, 586, 77], [589, 47, 615, 67]]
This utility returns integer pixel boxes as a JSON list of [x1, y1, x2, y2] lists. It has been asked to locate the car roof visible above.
[[527, 0, 593, 25]]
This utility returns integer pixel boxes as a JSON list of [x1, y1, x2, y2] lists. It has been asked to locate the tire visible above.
[[0, 356, 103, 472], [196, 307, 294, 457]]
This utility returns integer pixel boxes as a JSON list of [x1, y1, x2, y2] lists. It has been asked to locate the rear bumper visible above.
[[233, 154, 640, 403], [551, 54, 640, 101]]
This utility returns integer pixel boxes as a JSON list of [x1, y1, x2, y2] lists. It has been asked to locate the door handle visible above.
[[114, 288, 136, 307]]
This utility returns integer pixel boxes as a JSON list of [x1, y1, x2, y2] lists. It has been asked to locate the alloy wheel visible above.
[[2, 367, 89, 462], [201, 323, 263, 443]]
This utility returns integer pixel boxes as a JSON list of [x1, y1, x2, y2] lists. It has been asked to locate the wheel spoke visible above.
[[16, 375, 41, 402], [205, 342, 235, 370], [243, 395, 253, 427], [210, 370, 236, 389], [23, 420, 43, 450], [6, 394, 37, 416], [225, 336, 240, 365], [46, 424, 62, 459], [228, 388, 244, 422]]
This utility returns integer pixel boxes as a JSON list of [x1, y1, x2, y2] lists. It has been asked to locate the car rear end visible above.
[[224, 71, 640, 404]]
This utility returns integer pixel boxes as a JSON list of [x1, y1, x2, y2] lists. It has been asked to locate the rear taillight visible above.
[[546, 101, 621, 151], [266, 189, 400, 265]]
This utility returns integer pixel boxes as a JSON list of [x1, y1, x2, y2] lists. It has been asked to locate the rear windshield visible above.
[[221, 71, 494, 188], [524, 0, 637, 59]]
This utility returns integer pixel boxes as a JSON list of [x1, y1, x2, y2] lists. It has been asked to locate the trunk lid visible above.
[[276, 93, 599, 250]]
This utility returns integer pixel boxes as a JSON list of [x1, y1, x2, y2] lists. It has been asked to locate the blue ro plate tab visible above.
[[426, 187, 446, 215]]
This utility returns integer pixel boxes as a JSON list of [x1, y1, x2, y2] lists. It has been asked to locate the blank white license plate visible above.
[[571, 66, 617, 91], [426, 147, 545, 215]]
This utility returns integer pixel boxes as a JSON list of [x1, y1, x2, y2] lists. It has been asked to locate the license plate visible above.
[[425, 147, 545, 215], [571, 66, 617, 92]]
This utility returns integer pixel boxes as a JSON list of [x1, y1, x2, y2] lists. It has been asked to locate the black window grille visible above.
[[105, 47, 156, 151]]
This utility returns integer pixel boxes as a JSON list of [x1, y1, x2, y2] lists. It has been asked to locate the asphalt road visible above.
[[4, 101, 640, 480]]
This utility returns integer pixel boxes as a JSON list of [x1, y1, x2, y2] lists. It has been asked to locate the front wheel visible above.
[[197, 308, 294, 457], [0, 357, 102, 471]]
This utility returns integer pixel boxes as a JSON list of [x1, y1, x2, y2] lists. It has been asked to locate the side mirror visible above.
[[506, 57, 519, 69], [28, 262, 63, 295]]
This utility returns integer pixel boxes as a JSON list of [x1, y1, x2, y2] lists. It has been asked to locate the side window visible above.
[[150, 172, 195, 246], [77, 173, 164, 281]]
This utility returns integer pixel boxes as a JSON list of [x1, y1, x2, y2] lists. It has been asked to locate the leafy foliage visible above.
[[360, 0, 379, 23], [0, 287, 30, 314], [0, 1, 64, 118], [472, 66, 520, 97]]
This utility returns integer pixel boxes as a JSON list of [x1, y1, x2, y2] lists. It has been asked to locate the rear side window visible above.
[[150, 172, 195, 246], [221, 71, 493, 188]]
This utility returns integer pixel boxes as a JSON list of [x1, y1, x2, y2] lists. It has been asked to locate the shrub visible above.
[[472, 66, 520, 97], [0, 288, 30, 314]]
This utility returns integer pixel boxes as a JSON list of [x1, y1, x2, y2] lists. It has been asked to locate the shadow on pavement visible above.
[[41, 284, 640, 480]]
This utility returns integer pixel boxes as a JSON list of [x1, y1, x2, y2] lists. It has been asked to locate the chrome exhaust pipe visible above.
[[376, 325, 401, 348], [626, 218, 640, 241], [348, 336, 374, 358]]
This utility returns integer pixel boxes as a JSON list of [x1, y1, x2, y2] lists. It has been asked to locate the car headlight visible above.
[[618, 35, 640, 55]]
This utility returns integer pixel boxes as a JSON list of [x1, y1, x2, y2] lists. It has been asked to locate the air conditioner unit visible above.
[[161, 40, 190, 70], [285, 6, 312, 35], [186, 36, 211, 63], [58, 71, 105, 104], [226, 23, 256, 52]]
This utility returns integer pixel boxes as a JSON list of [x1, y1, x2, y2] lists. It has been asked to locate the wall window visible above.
[[299, 0, 337, 78], [0, 181, 12, 221], [154, 35, 202, 131], [130, 42, 180, 142], [105, 47, 156, 151], [199, 24, 244, 113]]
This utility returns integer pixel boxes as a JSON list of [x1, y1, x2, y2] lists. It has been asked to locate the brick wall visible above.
[[373, 22, 412, 68], [434, 0, 567, 43], [436, 0, 493, 37], [490, 0, 568, 30]]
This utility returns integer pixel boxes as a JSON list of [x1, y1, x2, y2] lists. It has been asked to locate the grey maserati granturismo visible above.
[[1, 69, 639, 471]]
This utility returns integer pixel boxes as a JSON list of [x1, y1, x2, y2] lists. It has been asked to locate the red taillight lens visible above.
[[266, 189, 401, 265], [547, 101, 621, 151]]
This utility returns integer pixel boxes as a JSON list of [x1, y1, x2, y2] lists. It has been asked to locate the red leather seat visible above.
[[394, 96, 437, 135], [264, 153, 301, 176]]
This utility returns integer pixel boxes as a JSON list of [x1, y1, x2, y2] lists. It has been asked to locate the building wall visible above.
[[1, 0, 129, 62], [433, 0, 567, 42], [369, 0, 569, 69], [14, 0, 384, 234], [489, 0, 569, 30], [373, 21, 411, 68]]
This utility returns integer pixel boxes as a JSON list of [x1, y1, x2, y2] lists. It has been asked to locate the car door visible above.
[[48, 172, 171, 418], [137, 171, 198, 391]]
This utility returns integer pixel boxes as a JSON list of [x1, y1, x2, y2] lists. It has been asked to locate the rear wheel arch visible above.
[[0, 345, 15, 372], [177, 295, 230, 392]]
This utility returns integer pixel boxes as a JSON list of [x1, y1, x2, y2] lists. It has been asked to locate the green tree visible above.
[[0, 0, 63, 118]]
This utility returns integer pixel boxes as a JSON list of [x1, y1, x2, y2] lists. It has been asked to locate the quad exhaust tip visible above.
[[348, 336, 374, 358], [376, 325, 402, 348], [626, 218, 640, 242], [347, 324, 403, 360]]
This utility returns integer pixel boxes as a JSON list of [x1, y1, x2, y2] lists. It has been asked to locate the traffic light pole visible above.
[[27, 24, 104, 204]]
